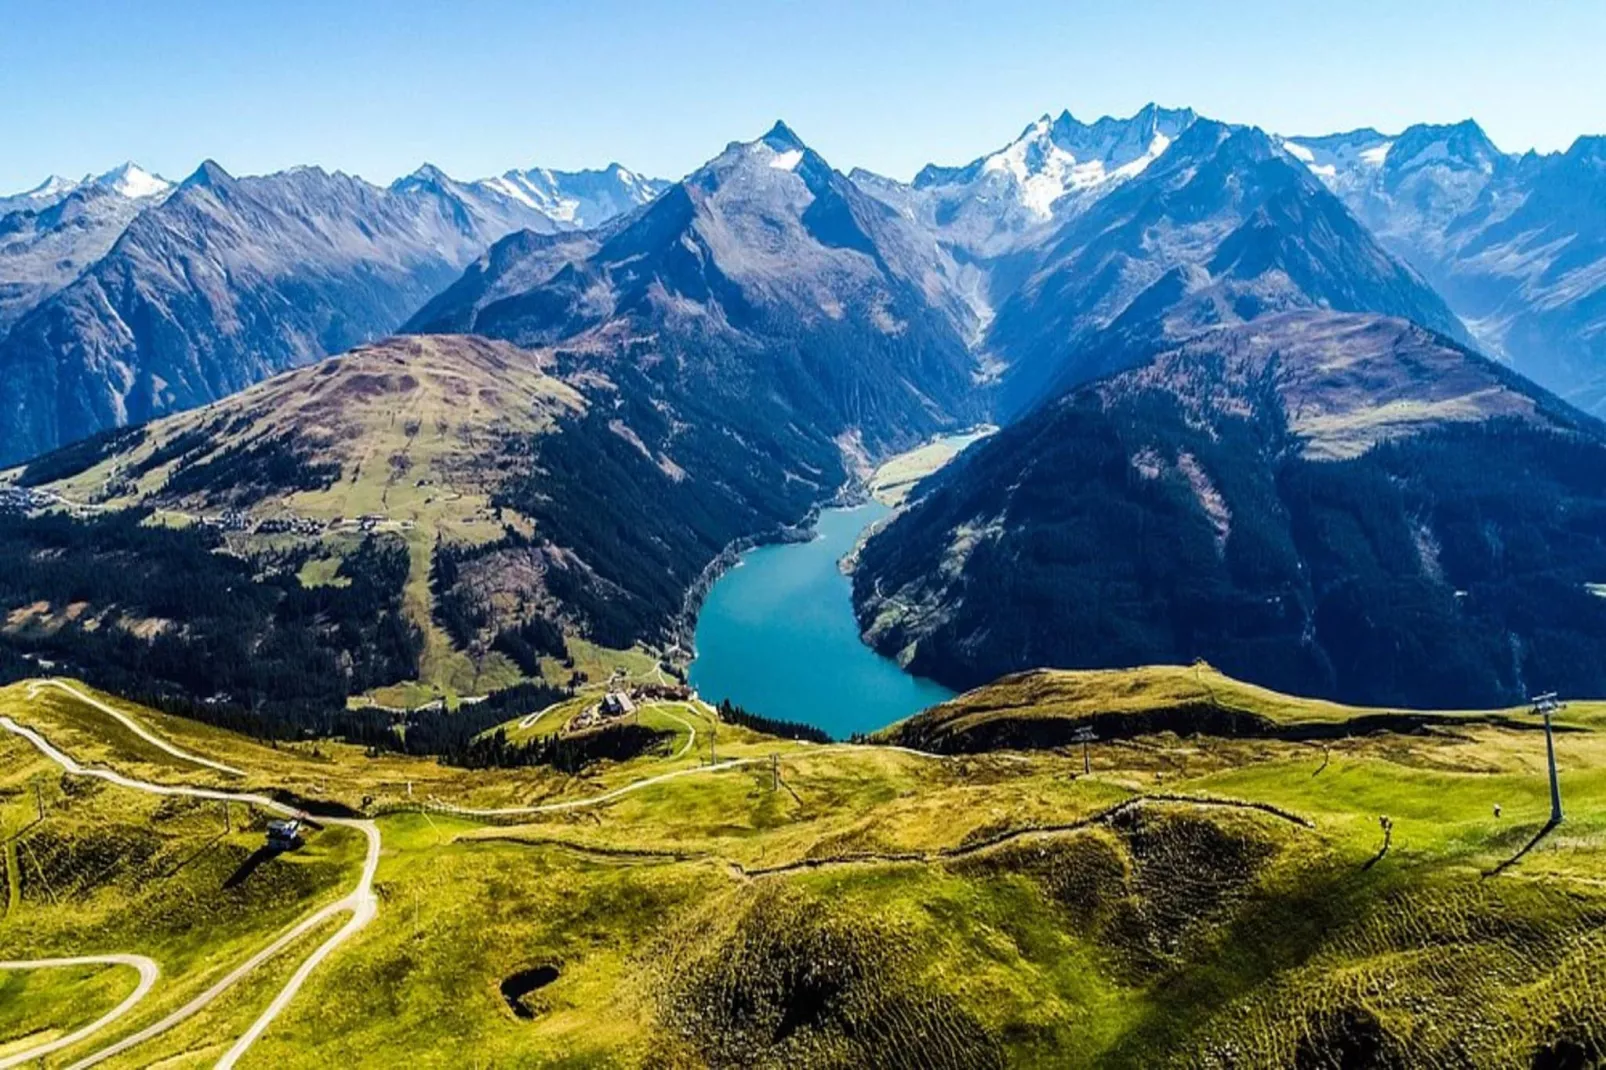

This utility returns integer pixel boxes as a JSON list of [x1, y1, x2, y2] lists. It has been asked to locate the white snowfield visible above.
[[0, 703, 380, 1070]]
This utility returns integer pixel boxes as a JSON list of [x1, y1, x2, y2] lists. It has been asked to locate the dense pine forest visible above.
[[0, 509, 420, 714], [858, 400, 1606, 708]]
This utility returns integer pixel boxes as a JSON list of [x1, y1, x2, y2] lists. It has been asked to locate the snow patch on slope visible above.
[[97, 163, 171, 200], [485, 164, 666, 229], [769, 149, 804, 172]]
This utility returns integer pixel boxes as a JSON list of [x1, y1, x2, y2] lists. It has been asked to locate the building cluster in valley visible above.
[[0, 479, 421, 540], [254, 515, 328, 536], [198, 510, 252, 532]]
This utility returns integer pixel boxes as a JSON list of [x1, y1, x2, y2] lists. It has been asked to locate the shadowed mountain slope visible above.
[[854, 311, 1606, 707]]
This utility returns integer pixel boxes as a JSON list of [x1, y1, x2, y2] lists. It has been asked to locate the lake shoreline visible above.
[[669, 424, 994, 666], [683, 428, 993, 738]]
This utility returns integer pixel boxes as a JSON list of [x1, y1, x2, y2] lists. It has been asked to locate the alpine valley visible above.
[[8, 106, 1603, 714], [5, 100, 1606, 1069]]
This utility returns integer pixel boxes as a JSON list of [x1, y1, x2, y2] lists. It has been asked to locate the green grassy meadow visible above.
[[2, 670, 1604, 1066]]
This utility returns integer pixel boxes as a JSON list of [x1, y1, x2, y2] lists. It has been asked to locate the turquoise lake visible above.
[[688, 501, 955, 738]]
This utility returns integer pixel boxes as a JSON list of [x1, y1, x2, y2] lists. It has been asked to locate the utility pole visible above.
[[34, 783, 43, 822], [223, 801, 231, 834], [771, 753, 779, 792], [1534, 693, 1565, 825]]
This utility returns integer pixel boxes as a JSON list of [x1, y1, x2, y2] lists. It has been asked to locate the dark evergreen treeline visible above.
[[16, 424, 147, 487], [428, 538, 487, 648], [715, 698, 832, 743], [0, 509, 420, 713], [492, 615, 568, 676], [114, 677, 569, 768], [454, 722, 671, 772], [128, 422, 225, 479], [428, 535, 570, 669], [160, 434, 341, 503], [473, 680, 569, 719], [1285, 421, 1606, 706], [423, 285, 982, 655], [484, 369, 840, 648], [348, 679, 570, 763]]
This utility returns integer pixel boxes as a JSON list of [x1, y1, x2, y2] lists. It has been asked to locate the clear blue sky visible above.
[[3, 0, 1603, 194]]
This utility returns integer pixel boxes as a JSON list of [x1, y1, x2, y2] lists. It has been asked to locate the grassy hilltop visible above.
[[1, 669, 1604, 1067]]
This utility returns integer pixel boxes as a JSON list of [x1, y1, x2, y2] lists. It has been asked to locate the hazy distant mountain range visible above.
[[0, 164, 173, 333], [1280, 121, 1606, 413], [0, 158, 665, 464], [5, 104, 1606, 709], [4, 106, 1604, 468]]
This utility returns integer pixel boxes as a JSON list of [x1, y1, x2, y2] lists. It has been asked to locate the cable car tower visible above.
[[1531, 692, 1565, 826]]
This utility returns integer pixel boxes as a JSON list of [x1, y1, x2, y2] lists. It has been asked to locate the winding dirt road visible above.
[[0, 713, 379, 1069], [432, 756, 764, 817], [0, 687, 989, 1064], [0, 955, 158, 1070], [659, 708, 698, 761], [26, 679, 244, 777]]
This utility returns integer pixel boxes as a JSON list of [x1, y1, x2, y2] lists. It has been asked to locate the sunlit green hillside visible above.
[[1, 670, 1603, 1067]]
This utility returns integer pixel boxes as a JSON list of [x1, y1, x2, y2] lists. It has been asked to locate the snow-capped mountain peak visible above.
[[16, 175, 77, 203], [1282, 120, 1509, 198], [934, 103, 1198, 221], [1, 165, 170, 216], [482, 162, 668, 230], [1387, 119, 1503, 173], [93, 162, 171, 200]]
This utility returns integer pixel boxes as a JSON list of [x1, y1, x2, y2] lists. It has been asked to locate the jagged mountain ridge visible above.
[[978, 119, 1471, 416], [0, 164, 175, 332], [848, 107, 1469, 418], [855, 103, 1200, 259], [1282, 119, 1606, 413], [0, 185, 153, 333], [0, 162, 172, 216], [0, 156, 665, 465], [410, 121, 986, 454], [482, 163, 670, 229]]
